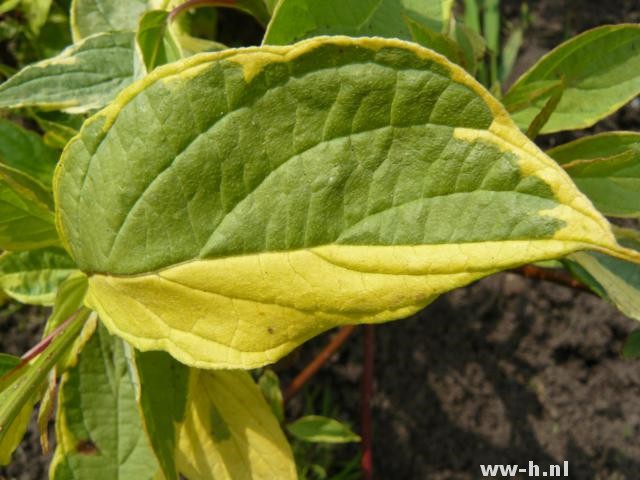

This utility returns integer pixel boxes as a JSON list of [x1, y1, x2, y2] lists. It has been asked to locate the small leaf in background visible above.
[[32, 111, 83, 150], [0, 118, 59, 187], [483, 0, 500, 86], [506, 24, 640, 133], [0, 247, 78, 306], [0, 308, 88, 466], [548, 132, 640, 218], [462, 0, 480, 33], [136, 10, 182, 72], [50, 322, 159, 480], [37, 369, 57, 453], [623, 330, 640, 359], [287, 416, 361, 444], [176, 370, 297, 480], [405, 16, 465, 67], [450, 20, 486, 75], [0, 164, 59, 251], [263, 0, 454, 45], [500, 25, 523, 83], [42, 273, 88, 336], [568, 228, 640, 322], [0, 31, 137, 113], [263, 0, 278, 15], [0, 401, 32, 465], [133, 350, 190, 480], [258, 368, 284, 423], [525, 81, 564, 139], [0, 353, 20, 376], [71, 0, 150, 41], [22, 0, 53, 35]]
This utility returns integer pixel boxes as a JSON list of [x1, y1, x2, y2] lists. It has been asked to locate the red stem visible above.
[[283, 325, 357, 403], [512, 265, 594, 294], [168, 0, 238, 21], [19, 310, 80, 366], [361, 325, 374, 480]]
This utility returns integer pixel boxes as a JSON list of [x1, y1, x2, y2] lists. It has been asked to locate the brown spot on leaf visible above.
[[267, 327, 274, 334], [76, 440, 98, 455]]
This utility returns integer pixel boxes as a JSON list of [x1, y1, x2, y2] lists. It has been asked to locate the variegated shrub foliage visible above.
[[1, 1, 639, 478]]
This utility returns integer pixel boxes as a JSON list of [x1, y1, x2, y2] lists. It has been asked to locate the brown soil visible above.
[[292, 274, 640, 479]]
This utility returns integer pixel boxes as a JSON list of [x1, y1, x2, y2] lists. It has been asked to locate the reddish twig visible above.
[[20, 310, 81, 367], [361, 325, 375, 480], [283, 325, 357, 403], [168, 0, 237, 21], [512, 265, 594, 294]]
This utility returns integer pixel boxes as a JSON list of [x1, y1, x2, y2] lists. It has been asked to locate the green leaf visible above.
[[525, 81, 564, 139], [176, 369, 296, 480], [0, 247, 78, 305], [264, 0, 454, 45], [55, 37, 640, 369], [483, 0, 500, 86], [132, 350, 189, 480], [623, 330, 640, 359], [451, 20, 486, 76], [0, 400, 32, 465], [258, 368, 284, 423], [43, 273, 89, 336], [32, 112, 83, 150], [70, 0, 150, 41], [263, 0, 278, 15], [0, 163, 59, 251], [0, 353, 20, 376], [506, 24, 640, 134], [37, 369, 56, 454], [0, 118, 59, 187], [21, 0, 53, 35], [462, 0, 480, 34], [548, 132, 640, 218], [0, 31, 137, 113], [0, 308, 88, 466], [287, 415, 361, 444], [50, 322, 159, 480], [136, 10, 182, 73], [501, 25, 523, 83], [405, 16, 465, 67], [0, 0, 21, 15], [568, 228, 640, 321]]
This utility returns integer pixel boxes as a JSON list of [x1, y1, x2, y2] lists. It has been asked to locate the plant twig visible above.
[[283, 325, 357, 403], [168, 0, 237, 21], [512, 265, 594, 294], [361, 325, 375, 480], [19, 309, 81, 367]]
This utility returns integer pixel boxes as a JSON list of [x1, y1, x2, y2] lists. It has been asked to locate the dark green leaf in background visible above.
[[0, 31, 137, 113]]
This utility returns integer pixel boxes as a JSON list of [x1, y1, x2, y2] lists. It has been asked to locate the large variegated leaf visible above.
[[548, 132, 640, 218], [0, 31, 136, 113], [55, 37, 640, 369], [0, 247, 78, 305], [70, 0, 150, 41], [264, 0, 454, 45], [505, 24, 640, 134], [176, 369, 296, 480], [50, 323, 158, 480]]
